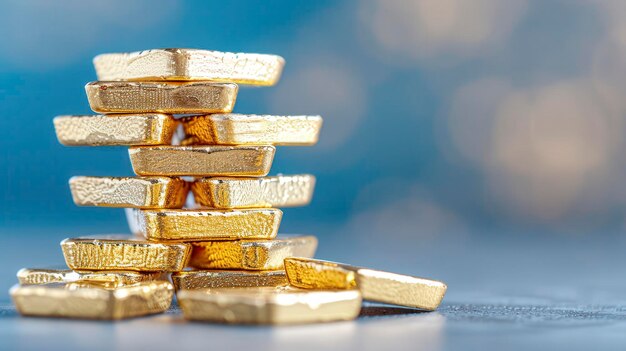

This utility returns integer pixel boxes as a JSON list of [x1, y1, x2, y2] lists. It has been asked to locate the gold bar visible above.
[[189, 235, 317, 270], [171, 270, 287, 290], [284, 258, 447, 311], [86, 81, 238, 114], [61, 235, 191, 272], [11, 281, 173, 320], [17, 268, 164, 286], [53, 114, 178, 146], [178, 286, 361, 325], [181, 114, 322, 145], [94, 49, 284, 86], [191, 174, 315, 209], [128, 145, 275, 177], [131, 208, 282, 241], [69, 176, 189, 209]]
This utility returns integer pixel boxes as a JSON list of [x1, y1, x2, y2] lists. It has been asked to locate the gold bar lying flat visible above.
[[61, 235, 191, 272], [53, 114, 178, 146], [191, 174, 315, 209], [11, 281, 173, 320], [69, 176, 188, 209], [128, 145, 275, 177], [181, 114, 322, 145], [189, 235, 317, 270], [171, 270, 287, 290], [178, 286, 361, 325], [86, 81, 238, 114], [284, 258, 447, 311], [94, 49, 284, 86], [132, 208, 282, 241], [17, 268, 164, 286]]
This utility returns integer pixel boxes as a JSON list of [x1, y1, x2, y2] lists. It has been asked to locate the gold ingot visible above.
[[181, 114, 322, 145], [284, 258, 447, 311], [128, 145, 275, 177], [132, 208, 282, 241], [69, 176, 188, 209], [86, 81, 238, 114], [93, 48, 284, 86], [171, 270, 287, 290], [17, 268, 164, 286], [191, 174, 315, 209], [189, 235, 317, 270], [11, 281, 173, 320], [61, 235, 191, 272], [53, 114, 177, 146], [178, 286, 361, 325]]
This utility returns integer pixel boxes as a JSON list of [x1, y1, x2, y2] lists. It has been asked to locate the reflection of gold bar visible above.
[[11, 281, 173, 320], [94, 49, 284, 86], [192, 175, 315, 209], [178, 286, 361, 325], [181, 114, 322, 145], [128, 145, 275, 177], [189, 235, 317, 270], [133, 208, 282, 242], [171, 270, 287, 290], [61, 235, 191, 272], [86, 81, 238, 114], [17, 268, 164, 286], [53, 114, 178, 146], [284, 258, 447, 311], [69, 176, 188, 209]]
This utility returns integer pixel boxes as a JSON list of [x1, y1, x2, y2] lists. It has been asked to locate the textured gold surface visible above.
[[11, 281, 173, 320], [178, 286, 361, 325], [94, 49, 284, 86], [86, 81, 237, 114], [171, 270, 287, 290], [189, 235, 317, 270], [284, 258, 447, 310], [191, 174, 315, 209], [61, 235, 191, 272], [69, 176, 188, 209], [181, 114, 322, 145], [132, 208, 282, 241], [53, 114, 178, 146], [128, 145, 275, 177], [17, 268, 164, 286]]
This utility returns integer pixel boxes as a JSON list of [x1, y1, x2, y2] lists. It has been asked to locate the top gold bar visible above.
[[93, 49, 285, 86]]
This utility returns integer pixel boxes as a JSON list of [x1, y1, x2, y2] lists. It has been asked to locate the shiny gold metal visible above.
[[178, 286, 362, 325], [61, 235, 191, 272], [181, 114, 322, 145], [171, 270, 287, 290], [86, 81, 237, 114], [189, 235, 317, 270], [53, 114, 178, 146], [284, 258, 447, 311], [131, 208, 282, 241], [69, 176, 188, 209], [191, 174, 315, 209], [11, 281, 173, 320], [16, 268, 164, 286], [128, 145, 275, 177], [93, 49, 284, 86]]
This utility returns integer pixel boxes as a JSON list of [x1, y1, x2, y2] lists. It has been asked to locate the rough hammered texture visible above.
[[284, 258, 357, 290], [171, 270, 287, 290], [16, 268, 164, 286]]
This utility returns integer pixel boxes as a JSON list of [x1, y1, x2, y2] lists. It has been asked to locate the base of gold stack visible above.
[[172, 270, 288, 290]]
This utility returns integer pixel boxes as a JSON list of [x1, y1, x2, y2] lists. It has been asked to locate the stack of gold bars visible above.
[[10, 49, 447, 324]]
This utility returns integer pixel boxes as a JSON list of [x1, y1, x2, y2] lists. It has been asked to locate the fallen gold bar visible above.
[[69, 176, 188, 209], [11, 281, 173, 320], [181, 114, 322, 146], [17, 268, 164, 286], [86, 81, 238, 114], [284, 257, 447, 311], [178, 286, 361, 325], [191, 174, 315, 209], [171, 270, 287, 290], [189, 235, 317, 270], [132, 208, 282, 241], [53, 114, 178, 146], [61, 235, 191, 272], [128, 145, 275, 177], [94, 49, 284, 86]]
